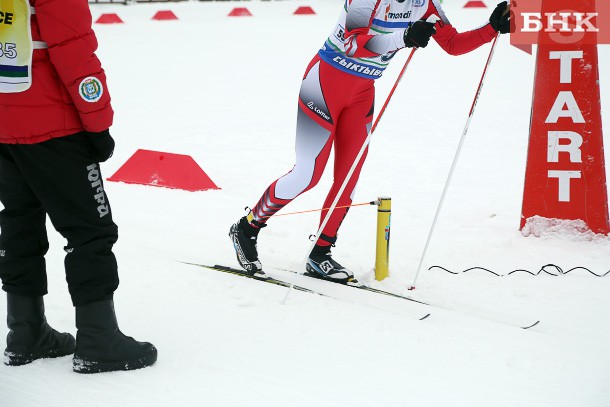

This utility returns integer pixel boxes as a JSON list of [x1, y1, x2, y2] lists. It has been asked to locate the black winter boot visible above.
[[73, 300, 157, 374], [4, 293, 76, 366]]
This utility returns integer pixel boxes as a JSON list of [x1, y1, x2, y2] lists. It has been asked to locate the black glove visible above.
[[88, 129, 115, 162], [403, 20, 437, 48], [489, 1, 511, 34]]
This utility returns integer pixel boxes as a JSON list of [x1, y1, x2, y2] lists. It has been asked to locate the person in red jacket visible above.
[[0, 0, 156, 373], [230, 0, 511, 285]]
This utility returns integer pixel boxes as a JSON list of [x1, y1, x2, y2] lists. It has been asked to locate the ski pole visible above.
[[409, 34, 501, 291], [371, 48, 417, 134]]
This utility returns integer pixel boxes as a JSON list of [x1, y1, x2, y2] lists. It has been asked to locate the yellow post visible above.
[[375, 197, 391, 281]]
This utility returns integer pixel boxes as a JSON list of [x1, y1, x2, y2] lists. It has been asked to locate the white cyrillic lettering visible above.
[[573, 13, 599, 32], [522, 12, 543, 32], [545, 12, 572, 32]]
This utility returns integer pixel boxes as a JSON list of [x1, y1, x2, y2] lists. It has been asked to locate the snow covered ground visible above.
[[1, 1, 609, 406]]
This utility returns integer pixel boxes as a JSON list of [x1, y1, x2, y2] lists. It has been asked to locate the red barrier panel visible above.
[[107, 149, 220, 192]]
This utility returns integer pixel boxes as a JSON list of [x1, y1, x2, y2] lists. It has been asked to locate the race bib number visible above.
[[0, 0, 33, 93]]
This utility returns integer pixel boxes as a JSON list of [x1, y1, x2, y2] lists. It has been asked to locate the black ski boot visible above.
[[4, 293, 76, 366], [306, 242, 360, 287], [229, 216, 267, 277], [73, 300, 157, 374]]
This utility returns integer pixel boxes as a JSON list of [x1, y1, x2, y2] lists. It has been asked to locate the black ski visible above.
[[183, 262, 539, 329], [182, 262, 432, 321], [300, 269, 429, 306], [182, 263, 319, 295]]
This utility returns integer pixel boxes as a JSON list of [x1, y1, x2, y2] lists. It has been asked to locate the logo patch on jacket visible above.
[[79, 77, 104, 103]]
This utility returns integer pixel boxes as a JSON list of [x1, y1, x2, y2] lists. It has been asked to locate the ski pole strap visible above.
[[311, 233, 336, 246]]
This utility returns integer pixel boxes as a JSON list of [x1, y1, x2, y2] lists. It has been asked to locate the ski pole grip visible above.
[[426, 14, 440, 24]]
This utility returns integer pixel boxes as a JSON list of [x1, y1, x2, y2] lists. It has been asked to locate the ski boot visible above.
[[229, 215, 267, 277], [306, 238, 360, 287]]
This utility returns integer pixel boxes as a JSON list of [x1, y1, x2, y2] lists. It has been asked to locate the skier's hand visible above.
[[88, 129, 115, 163], [403, 20, 437, 49], [489, 1, 511, 34]]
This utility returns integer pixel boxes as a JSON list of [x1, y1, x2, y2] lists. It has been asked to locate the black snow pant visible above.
[[0, 133, 119, 306]]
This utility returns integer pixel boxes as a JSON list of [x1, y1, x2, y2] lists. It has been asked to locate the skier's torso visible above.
[[318, 0, 447, 79]]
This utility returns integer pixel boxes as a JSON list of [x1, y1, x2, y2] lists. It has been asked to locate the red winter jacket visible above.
[[0, 0, 113, 144]]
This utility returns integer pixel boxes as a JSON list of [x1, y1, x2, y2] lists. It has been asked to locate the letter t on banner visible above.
[[519, 0, 609, 234]]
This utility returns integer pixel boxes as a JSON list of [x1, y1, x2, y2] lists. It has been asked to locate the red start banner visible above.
[[520, 0, 609, 234]]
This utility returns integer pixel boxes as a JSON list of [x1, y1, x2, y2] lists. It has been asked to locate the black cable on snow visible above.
[[428, 264, 610, 277]]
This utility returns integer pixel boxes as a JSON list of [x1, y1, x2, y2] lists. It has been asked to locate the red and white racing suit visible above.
[[249, 0, 498, 246]]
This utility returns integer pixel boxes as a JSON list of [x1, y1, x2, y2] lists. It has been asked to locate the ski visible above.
[[299, 269, 429, 306], [182, 261, 539, 329], [181, 263, 320, 295], [181, 262, 432, 321], [270, 266, 540, 330]]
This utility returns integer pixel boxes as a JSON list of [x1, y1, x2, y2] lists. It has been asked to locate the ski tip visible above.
[[521, 320, 540, 330]]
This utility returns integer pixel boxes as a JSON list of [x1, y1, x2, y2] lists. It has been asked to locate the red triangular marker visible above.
[[107, 149, 220, 192], [228, 7, 252, 17], [464, 1, 486, 8], [152, 10, 178, 21], [294, 6, 316, 15], [95, 13, 123, 24]]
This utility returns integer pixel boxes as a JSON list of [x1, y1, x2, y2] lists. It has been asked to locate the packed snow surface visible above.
[[1, 1, 609, 406]]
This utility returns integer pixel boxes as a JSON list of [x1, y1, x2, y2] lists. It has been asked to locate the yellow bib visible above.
[[0, 0, 33, 93]]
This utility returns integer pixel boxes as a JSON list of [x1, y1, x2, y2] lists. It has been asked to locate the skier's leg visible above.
[[306, 79, 375, 285], [230, 57, 343, 273], [250, 57, 339, 225], [317, 81, 375, 244], [250, 108, 334, 223]]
